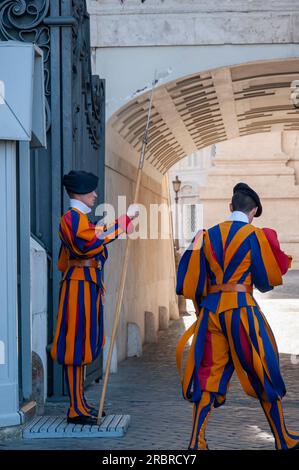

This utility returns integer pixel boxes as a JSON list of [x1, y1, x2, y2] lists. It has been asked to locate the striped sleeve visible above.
[[95, 214, 133, 244], [250, 228, 283, 292], [262, 227, 292, 275], [59, 210, 133, 257], [176, 230, 207, 310]]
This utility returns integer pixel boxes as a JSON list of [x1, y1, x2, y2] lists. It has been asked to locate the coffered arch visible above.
[[108, 58, 299, 175]]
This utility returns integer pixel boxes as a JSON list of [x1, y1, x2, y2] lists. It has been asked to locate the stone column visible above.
[[0, 141, 21, 427]]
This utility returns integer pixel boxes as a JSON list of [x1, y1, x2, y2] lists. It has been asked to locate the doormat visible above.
[[23, 414, 130, 439]]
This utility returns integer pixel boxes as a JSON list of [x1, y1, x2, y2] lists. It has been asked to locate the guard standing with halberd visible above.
[[50, 170, 137, 425]]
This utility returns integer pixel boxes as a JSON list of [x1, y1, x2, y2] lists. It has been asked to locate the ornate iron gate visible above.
[[0, 0, 105, 397]]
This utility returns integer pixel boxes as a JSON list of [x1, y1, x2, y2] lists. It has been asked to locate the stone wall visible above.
[[102, 125, 178, 370], [88, 0, 299, 120], [88, 0, 299, 47], [30, 237, 48, 403]]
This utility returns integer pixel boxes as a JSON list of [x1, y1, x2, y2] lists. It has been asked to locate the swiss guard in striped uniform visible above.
[[50, 170, 136, 425], [176, 182, 299, 450]]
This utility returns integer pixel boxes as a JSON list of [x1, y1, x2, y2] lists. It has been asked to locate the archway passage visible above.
[[104, 58, 299, 366], [109, 58, 299, 175]]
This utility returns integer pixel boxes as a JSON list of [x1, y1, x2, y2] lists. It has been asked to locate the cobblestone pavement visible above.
[[2, 272, 299, 450]]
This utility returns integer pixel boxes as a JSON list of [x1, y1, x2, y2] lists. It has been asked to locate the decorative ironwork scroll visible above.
[[72, 0, 102, 149]]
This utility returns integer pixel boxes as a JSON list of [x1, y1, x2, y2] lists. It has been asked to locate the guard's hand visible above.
[[127, 203, 140, 220], [95, 224, 107, 232]]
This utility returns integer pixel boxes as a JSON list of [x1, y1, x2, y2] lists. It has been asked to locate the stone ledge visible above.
[[89, 10, 299, 47], [87, 0, 299, 15]]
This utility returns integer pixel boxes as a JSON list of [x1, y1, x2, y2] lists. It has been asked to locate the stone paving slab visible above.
[[1, 271, 299, 450]]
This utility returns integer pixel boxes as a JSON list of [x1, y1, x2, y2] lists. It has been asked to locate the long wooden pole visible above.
[[97, 77, 156, 424]]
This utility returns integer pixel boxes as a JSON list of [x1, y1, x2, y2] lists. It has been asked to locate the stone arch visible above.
[[107, 57, 299, 269], [103, 57, 299, 364], [108, 58, 299, 177]]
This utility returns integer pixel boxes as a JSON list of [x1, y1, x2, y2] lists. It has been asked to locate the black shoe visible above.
[[67, 415, 99, 426]]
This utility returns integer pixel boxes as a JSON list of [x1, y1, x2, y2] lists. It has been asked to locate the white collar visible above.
[[70, 198, 92, 215], [227, 210, 249, 223]]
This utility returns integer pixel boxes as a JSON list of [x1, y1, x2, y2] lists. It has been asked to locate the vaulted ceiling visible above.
[[109, 58, 299, 175]]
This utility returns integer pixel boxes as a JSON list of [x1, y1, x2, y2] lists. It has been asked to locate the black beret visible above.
[[233, 182, 262, 217], [63, 170, 98, 194]]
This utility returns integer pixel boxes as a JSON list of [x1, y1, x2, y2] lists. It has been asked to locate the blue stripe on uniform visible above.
[[208, 225, 224, 269], [225, 221, 247, 247], [73, 281, 85, 365], [195, 249, 207, 307], [249, 232, 272, 292], [57, 281, 71, 364], [223, 242, 250, 283], [176, 247, 193, 295], [90, 282, 98, 360]]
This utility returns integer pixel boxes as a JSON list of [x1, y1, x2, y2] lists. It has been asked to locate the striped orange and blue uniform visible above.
[[176, 220, 299, 450], [50, 208, 131, 417]]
